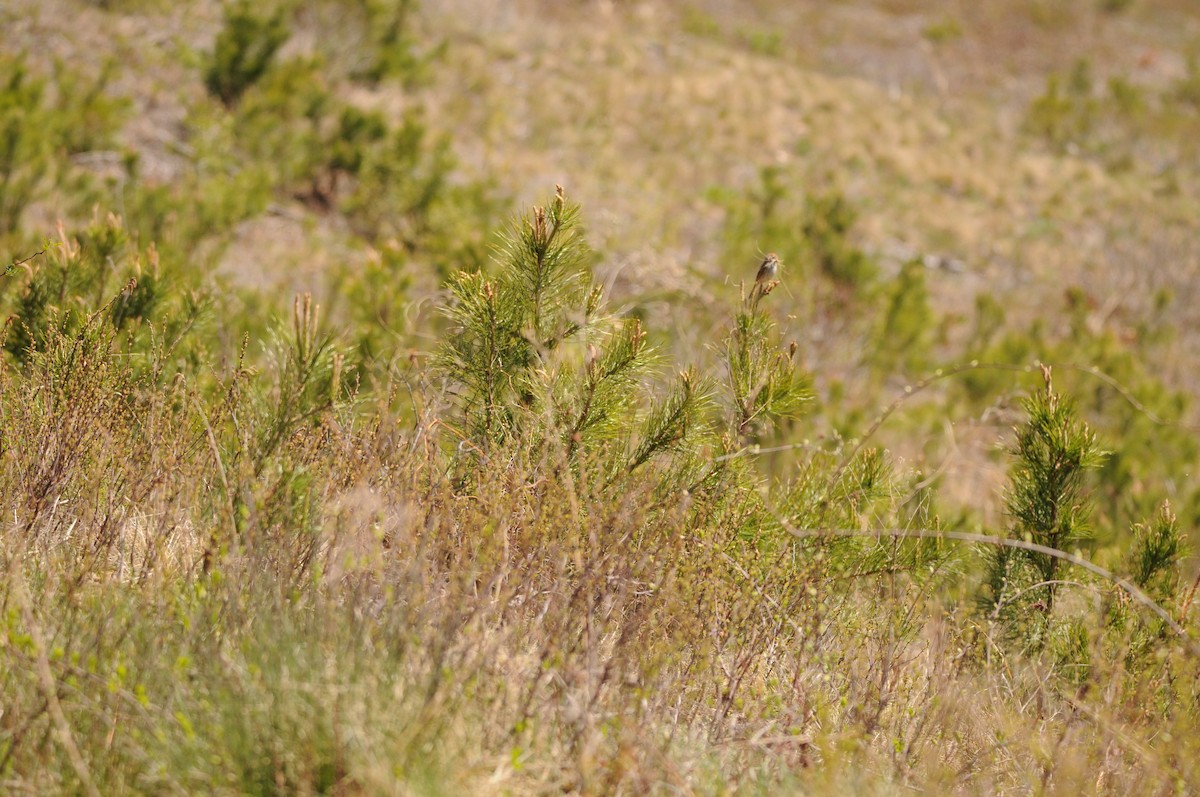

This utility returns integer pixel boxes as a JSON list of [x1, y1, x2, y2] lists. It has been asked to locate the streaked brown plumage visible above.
[[755, 252, 780, 285]]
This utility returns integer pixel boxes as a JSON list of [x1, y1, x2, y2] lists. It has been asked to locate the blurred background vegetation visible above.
[[2, 0, 1200, 793]]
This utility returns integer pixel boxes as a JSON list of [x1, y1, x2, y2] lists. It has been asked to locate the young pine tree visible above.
[[986, 365, 1107, 634], [436, 187, 708, 479]]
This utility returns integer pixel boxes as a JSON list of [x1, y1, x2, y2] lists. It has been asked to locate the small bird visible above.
[[755, 252, 780, 286], [749, 252, 782, 306]]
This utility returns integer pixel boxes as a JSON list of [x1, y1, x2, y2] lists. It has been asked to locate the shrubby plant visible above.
[[983, 367, 1107, 648], [953, 285, 1199, 537], [1025, 54, 1200, 184], [5, 214, 156, 362], [873, 258, 933, 375], [204, 1, 289, 108], [182, 17, 501, 374], [437, 188, 709, 476], [1, 189, 1198, 794], [0, 55, 126, 235], [215, 13, 464, 247], [350, 0, 432, 86], [436, 188, 815, 491], [714, 167, 878, 299], [724, 290, 811, 442], [8, 0, 1200, 787], [1126, 501, 1186, 603]]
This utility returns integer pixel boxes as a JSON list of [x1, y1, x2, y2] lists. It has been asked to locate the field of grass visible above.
[[3, 0, 1200, 793]]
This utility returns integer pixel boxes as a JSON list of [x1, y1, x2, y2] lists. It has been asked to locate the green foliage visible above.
[[231, 58, 408, 216], [340, 114, 456, 243], [922, 17, 964, 44], [873, 259, 932, 374], [715, 167, 876, 295], [0, 57, 46, 235], [352, 0, 429, 85], [438, 191, 813, 489], [1024, 61, 1098, 151], [436, 188, 672, 468], [1108, 75, 1146, 118], [948, 283, 1197, 539], [50, 58, 128, 155], [192, 36, 499, 373], [0, 180, 1198, 794], [563, 316, 646, 452], [226, 47, 480, 244], [1005, 371, 1106, 589], [1051, 289, 1196, 533], [254, 293, 345, 472], [0, 55, 126, 234], [984, 369, 1107, 646], [1126, 501, 1185, 602], [681, 7, 721, 38], [4, 215, 158, 363], [724, 307, 811, 441], [739, 27, 782, 58], [680, 8, 785, 58], [1095, 502, 1188, 671], [802, 192, 876, 290], [4, 271, 58, 361], [121, 138, 272, 264], [628, 367, 707, 472], [10, 4, 1200, 790], [1023, 55, 1200, 183], [204, 1, 289, 107], [438, 189, 610, 448]]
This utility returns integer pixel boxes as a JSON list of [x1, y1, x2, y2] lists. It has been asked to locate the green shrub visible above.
[[352, 0, 430, 85], [5, 216, 131, 362], [983, 367, 1107, 649], [681, 7, 721, 38], [204, 1, 289, 107], [437, 188, 636, 453], [922, 17, 964, 44], [1024, 71, 1096, 151], [873, 259, 932, 374], [437, 188, 813, 490], [229, 53, 466, 246], [1006, 370, 1106, 603], [0, 55, 125, 234], [715, 167, 877, 296], [802, 191, 877, 290], [0, 57, 48, 235], [724, 303, 811, 442], [1126, 501, 1186, 601]]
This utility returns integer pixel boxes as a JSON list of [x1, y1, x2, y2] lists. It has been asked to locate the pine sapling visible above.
[[994, 364, 1107, 620]]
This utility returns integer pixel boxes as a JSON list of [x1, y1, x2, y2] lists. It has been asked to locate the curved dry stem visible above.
[[785, 526, 1197, 655]]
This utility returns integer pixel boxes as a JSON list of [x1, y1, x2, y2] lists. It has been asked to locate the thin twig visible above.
[[5, 247, 50, 275]]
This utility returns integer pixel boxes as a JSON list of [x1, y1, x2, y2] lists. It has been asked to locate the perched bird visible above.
[[749, 252, 782, 306], [755, 252, 781, 286]]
